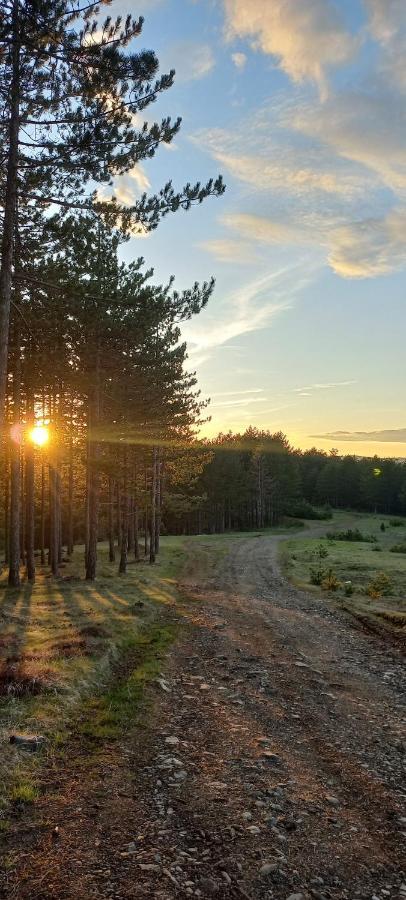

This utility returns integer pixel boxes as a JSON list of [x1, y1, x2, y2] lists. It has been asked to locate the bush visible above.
[[366, 572, 393, 599], [390, 544, 406, 554], [380, 522, 386, 532], [326, 528, 377, 543], [309, 566, 326, 586], [343, 581, 353, 596], [372, 545, 382, 552], [389, 519, 405, 527], [312, 542, 329, 560], [321, 569, 342, 591], [287, 501, 332, 520]]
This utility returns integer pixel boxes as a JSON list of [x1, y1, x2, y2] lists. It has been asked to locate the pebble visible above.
[[164, 736, 179, 746], [260, 862, 278, 876], [247, 825, 261, 834], [326, 796, 340, 807]]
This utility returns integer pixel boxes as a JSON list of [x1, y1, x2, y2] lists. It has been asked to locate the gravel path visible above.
[[2, 533, 405, 899]]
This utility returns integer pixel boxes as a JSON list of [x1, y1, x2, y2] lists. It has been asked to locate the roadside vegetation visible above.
[[280, 511, 406, 634]]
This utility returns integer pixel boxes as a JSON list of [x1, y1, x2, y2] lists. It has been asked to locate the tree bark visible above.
[[0, 0, 20, 432], [108, 475, 115, 562], [67, 409, 74, 557], [40, 454, 46, 565], [25, 391, 35, 582], [86, 349, 100, 581], [149, 448, 157, 564], [8, 336, 21, 587], [119, 450, 128, 574], [154, 449, 161, 555]]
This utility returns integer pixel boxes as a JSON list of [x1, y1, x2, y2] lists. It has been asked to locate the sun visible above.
[[29, 425, 49, 447]]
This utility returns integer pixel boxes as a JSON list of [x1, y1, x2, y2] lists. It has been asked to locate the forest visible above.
[[0, 0, 404, 583]]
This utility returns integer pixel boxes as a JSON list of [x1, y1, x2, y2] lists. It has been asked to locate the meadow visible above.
[[279, 510, 406, 634]]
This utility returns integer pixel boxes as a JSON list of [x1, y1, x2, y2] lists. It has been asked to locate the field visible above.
[[279, 510, 406, 634]]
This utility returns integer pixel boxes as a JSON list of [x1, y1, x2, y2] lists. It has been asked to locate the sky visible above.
[[111, 0, 405, 458]]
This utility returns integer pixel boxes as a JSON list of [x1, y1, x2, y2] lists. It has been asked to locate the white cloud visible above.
[[293, 381, 356, 393], [365, 0, 406, 90], [170, 42, 215, 82], [311, 427, 406, 443], [223, 0, 356, 96], [231, 51, 247, 70], [328, 209, 406, 278]]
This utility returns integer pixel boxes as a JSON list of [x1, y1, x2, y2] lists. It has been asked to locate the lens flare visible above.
[[29, 425, 49, 447]]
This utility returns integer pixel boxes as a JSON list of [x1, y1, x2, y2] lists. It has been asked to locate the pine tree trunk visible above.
[[128, 496, 135, 552], [49, 463, 59, 577], [4, 441, 9, 565], [25, 393, 35, 582], [144, 458, 149, 556], [108, 476, 115, 562], [8, 332, 21, 587], [150, 448, 157, 564], [119, 451, 128, 574], [40, 456, 45, 565], [154, 450, 161, 555], [86, 350, 100, 580], [134, 502, 140, 561], [67, 430, 74, 557], [0, 0, 20, 430]]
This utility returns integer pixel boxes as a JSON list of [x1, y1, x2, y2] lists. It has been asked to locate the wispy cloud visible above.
[[311, 428, 406, 443], [222, 0, 356, 97], [231, 51, 247, 70], [293, 380, 357, 393], [168, 42, 215, 82], [209, 389, 264, 397], [197, 237, 258, 264], [182, 260, 318, 367]]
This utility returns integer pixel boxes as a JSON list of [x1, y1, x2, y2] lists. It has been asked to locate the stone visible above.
[[326, 796, 340, 807], [260, 863, 278, 876], [247, 825, 261, 835], [286, 894, 304, 900], [165, 736, 179, 746], [9, 733, 46, 752]]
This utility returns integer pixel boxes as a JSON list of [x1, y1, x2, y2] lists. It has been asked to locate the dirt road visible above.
[[2, 533, 405, 899]]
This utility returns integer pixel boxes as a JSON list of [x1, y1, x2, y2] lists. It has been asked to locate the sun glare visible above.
[[29, 425, 49, 447]]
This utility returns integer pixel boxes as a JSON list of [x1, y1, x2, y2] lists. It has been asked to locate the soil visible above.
[[1, 533, 405, 899]]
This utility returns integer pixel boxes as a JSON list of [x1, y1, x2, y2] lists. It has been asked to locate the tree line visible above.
[[163, 429, 406, 534], [0, 0, 224, 586]]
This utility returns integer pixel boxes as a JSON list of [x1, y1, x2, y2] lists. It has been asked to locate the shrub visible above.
[[287, 501, 332, 520], [309, 566, 326, 586], [343, 581, 353, 596], [366, 572, 393, 599], [312, 542, 329, 560], [380, 522, 386, 532], [372, 545, 382, 552], [389, 519, 405, 527], [321, 569, 342, 591], [326, 528, 377, 543], [390, 544, 406, 554]]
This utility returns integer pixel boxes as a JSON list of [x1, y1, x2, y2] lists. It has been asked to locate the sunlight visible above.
[[29, 425, 49, 447]]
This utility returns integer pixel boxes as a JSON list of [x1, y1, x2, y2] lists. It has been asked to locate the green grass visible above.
[[0, 536, 189, 818], [279, 511, 406, 633]]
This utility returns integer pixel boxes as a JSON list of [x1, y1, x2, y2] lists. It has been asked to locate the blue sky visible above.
[[111, 0, 405, 457]]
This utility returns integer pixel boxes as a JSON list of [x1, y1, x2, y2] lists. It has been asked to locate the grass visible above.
[[279, 511, 406, 634], [0, 536, 189, 819]]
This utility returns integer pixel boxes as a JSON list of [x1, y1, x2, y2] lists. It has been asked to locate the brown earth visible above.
[[1, 533, 405, 899]]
